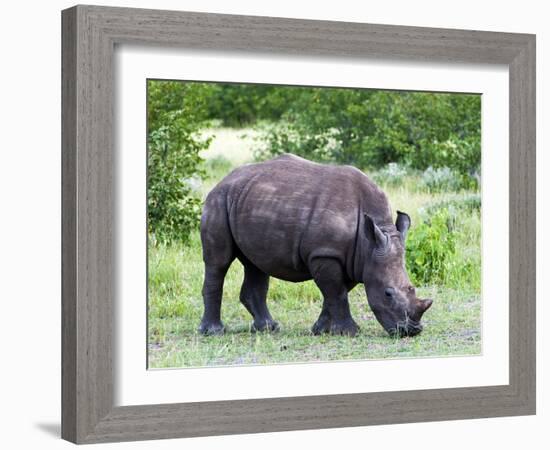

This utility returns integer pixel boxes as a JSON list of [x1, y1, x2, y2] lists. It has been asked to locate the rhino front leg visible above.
[[311, 305, 331, 335], [310, 258, 359, 337], [239, 262, 279, 332], [199, 196, 236, 335]]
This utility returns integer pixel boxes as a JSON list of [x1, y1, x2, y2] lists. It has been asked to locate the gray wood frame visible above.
[[61, 4, 536, 444]]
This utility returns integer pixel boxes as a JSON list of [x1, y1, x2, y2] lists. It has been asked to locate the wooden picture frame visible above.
[[61, 5, 536, 444]]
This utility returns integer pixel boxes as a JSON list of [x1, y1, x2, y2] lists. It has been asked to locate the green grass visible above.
[[148, 127, 482, 368], [148, 233, 481, 368]]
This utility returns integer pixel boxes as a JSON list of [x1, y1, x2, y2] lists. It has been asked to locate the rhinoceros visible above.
[[199, 154, 432, 337]]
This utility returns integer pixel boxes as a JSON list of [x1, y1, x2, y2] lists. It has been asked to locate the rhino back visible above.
[[207, 154, 392, 281]]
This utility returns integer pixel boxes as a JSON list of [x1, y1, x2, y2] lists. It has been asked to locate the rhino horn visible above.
[[417, 298, 433, 314]]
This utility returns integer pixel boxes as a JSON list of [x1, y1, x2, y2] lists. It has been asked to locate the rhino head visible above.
[[362, 211, 433, 337]]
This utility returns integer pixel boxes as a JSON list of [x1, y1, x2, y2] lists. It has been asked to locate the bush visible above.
[[407, 196, 481, 289], [420, 166, 463, 192], [420, 194, 481, 219], [406, 208, 455, 286], [147, 81, 213, 244], [371, 162, 411, 187]]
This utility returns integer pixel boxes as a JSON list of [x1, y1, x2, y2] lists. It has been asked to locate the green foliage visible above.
[[205, 84, 481, 176], [147, 80, 214, 244], [253, 88, 481, 174], [206, 84, 298, 127], [406, 195, 481, 290], [406, 208, 456, 286]]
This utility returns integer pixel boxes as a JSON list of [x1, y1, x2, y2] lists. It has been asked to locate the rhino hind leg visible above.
[[199, 265, 232, 335], [310, 258, 359, 337], [199, 201, 236, 335], [239, 260, 279, 332]]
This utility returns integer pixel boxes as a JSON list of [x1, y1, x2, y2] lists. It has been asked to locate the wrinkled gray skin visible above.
[[199, 154, 433, 337]]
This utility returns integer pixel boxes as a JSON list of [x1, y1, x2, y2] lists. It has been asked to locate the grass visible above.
[[148, 127, 482, 368]]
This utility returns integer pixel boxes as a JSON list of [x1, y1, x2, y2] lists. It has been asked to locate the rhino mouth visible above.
[[387, 318, 423, 337]]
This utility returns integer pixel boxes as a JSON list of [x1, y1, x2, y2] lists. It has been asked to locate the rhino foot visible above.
[[330, 319, 359, 337], [252, 319, 280, 333], [312, 317, 331, 335], [198, 320, 225, 336]]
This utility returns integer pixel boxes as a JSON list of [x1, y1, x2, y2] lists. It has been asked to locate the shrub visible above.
[[420, 194, 481, 220], [406, 208, 455, 286], [407, 196, 481, 290], [420, 166, 463, 192], [147, 81, 213, 244], [371, 162, 411, 187]]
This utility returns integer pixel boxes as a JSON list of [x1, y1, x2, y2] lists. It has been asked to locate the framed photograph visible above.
[[61, 5, 535, 444]]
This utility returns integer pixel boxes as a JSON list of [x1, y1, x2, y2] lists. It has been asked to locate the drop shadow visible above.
[[35, 422, 61, 438]]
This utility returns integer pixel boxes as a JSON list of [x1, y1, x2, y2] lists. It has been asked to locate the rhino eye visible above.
[[384, 287, 395, 298]]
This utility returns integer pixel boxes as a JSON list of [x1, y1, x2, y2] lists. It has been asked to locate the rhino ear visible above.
[[364, 214, 388, 248], [396, 211, 411, 241]]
